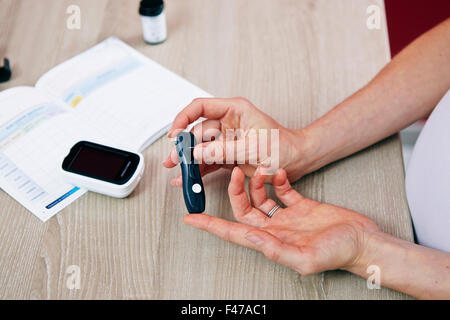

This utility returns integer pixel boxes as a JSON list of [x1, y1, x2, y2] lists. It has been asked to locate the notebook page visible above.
[[36, 37, 212, 152], [0, 87, 110, 221]]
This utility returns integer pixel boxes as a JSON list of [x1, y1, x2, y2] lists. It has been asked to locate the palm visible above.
[[264, 204, 372, 272], [183, 167, 379, 275]]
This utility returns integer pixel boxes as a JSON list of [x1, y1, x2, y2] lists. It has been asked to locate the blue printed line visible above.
[[0, 105, 63, 144], [45, 187, 80, 209], [63, 57, 142, 104]]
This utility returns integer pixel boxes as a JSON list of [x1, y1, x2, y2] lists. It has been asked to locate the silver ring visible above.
[[266, 205, 280, 218]]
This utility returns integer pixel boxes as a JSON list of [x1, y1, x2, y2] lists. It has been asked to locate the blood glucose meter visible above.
[[61, 141, 144, 198]]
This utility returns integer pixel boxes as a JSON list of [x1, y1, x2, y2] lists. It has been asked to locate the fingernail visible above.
[[245, 234, 264, 246], [260, 166, 273, 176]]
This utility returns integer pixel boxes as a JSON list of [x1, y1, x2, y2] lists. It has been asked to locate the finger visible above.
[[245, 229, 313, 274], [272, 168, 303, 207], [163, 119, 222, 168], [162, 147, 179, 168], [182, 214, 260, 250], [248, 167, 278, 213], [228, 167, 269, 227], [168, 98, 236, 138], [171, 163, 223, 187], [191, 119, 222, 143]]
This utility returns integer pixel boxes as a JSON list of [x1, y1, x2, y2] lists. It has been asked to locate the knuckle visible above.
[[234, 96, 251, 106], [264, 247, 280, 263], [223, 229, 232, 242], [204, 216, 213, 231], [223, 224, 235, 242]]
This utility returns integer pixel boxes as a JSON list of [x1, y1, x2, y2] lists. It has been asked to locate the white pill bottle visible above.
[[139, 0, 167, 45]]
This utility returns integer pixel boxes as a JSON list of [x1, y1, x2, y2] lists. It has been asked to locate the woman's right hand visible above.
[[162, 97, 312, 186]]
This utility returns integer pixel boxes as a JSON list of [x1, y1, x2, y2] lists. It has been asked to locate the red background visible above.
[[385, 0, 450, 57]]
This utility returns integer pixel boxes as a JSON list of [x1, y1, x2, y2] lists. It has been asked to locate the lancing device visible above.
[[176, 132, 205, 213]]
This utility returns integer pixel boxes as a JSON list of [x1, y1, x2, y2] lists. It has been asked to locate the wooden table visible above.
[[0, 0, 413, 299]]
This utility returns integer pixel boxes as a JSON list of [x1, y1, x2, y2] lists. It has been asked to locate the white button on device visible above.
[[192, 183, 202, 193]]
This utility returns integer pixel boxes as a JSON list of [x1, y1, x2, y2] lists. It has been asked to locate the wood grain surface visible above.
[[0, 0, 413, 299]]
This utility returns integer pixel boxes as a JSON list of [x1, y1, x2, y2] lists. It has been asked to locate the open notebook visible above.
[[0, 37, 210, 221]]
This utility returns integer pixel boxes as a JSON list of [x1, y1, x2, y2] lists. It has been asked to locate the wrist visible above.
[[285, 128, 321, 181], [343, 230, 402, 278], [343, 229, 450, 299]]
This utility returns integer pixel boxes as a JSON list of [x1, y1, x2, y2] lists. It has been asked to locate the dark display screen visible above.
[[62, 141, 140, 185], [69, 147, 127, 180]]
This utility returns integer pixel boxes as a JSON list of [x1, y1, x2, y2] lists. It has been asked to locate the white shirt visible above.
[[406, 90, 450, 252]]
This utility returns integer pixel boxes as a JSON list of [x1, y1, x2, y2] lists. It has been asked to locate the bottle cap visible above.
[[0, 58, 11, 83], [139, 0, 164, 17]]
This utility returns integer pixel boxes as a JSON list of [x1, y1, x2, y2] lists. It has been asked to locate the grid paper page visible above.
[[0, 87, 93, 221]]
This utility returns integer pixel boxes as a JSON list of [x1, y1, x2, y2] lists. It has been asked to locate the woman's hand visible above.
[[183, 167, 380, 275], [163, 97, 310, 185]]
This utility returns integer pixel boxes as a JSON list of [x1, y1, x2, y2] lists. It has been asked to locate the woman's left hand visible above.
[[183, 167, 381, 275]]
